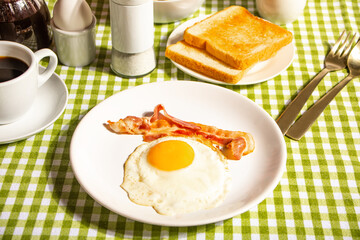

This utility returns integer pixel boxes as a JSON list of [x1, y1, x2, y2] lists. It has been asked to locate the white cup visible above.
[[256, 0, 307, 25], [0, 41, 58, 124]]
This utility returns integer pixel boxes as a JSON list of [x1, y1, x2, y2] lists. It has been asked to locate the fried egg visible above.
[[121, 136, 232, 215]]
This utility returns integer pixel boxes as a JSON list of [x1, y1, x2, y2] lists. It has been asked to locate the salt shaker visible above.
[[110, 0, 156, 77]]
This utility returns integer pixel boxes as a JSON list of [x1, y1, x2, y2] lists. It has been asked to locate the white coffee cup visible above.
[[0, 41, 58, 124], [256, 0, 307, 25]]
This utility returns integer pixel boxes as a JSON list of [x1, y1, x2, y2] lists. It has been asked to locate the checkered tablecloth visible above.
[[1, 0, 359, 239]]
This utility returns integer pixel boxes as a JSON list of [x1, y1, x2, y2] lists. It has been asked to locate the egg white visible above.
[[121, 136, 232, 216]]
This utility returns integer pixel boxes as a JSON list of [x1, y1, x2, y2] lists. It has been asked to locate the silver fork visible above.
[[286, 39, 360, 140], [276, 30, 359, 134]]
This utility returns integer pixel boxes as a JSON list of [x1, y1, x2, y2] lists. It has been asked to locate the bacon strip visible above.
[[150, 104, 201, 131], [107, 104, 255, 160]]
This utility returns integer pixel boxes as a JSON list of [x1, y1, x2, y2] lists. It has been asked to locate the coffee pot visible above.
[[0, 0, 53, 51]]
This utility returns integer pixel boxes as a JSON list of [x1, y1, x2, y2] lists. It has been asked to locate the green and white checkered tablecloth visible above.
[[1, 0, 359, 238]]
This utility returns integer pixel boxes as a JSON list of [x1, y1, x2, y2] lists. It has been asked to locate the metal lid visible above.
[[110, 0, 151, 6]]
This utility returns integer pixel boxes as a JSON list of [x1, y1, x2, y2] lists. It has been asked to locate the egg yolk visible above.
[[147, 140, 195, 171]]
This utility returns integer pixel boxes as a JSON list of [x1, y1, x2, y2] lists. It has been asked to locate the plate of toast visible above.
[[166, 6, 295, 85]]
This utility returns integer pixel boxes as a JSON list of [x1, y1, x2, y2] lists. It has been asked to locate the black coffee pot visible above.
[[0, 0, 53, 51]]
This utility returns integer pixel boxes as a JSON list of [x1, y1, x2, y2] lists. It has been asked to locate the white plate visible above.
[[70, 81, 286, 226], [167, 15, 295, 85], [0, 68, 68, 144]]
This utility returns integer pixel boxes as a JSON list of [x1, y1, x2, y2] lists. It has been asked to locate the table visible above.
[[1, 0, 359, 238]]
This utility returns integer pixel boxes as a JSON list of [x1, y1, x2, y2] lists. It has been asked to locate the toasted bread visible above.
[[183, 5, 293, 70], [165, 41, 246, 84]]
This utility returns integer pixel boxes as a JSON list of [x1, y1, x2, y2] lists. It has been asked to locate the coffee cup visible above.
[[256, 0, 307, 25], [0, 41, 58, 124]]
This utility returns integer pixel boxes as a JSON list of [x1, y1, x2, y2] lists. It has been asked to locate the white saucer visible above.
[[167, 15, 295, 85], [0, 68, 68, 144]]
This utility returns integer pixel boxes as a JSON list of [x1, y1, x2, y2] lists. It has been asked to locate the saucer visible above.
[[0, 68, 68, 144]]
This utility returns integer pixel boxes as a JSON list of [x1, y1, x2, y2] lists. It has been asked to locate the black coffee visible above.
[[0, 56, 29, 83]]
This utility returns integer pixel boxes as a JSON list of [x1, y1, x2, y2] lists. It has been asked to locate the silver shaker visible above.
[[110, 0, 156, 77]]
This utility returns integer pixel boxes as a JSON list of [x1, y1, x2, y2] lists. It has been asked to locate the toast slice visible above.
[[165, 41, 246, 84], [183, 5, 293, 70]]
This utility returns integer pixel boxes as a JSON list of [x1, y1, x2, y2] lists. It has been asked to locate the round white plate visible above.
[[0, 68, 68, 144], [167, 15, 295, 85], [70, 81, 287, 226]]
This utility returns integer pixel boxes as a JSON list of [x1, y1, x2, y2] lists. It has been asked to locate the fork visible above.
[[276, 30, 358, 134], [286, 39, 360, 140]]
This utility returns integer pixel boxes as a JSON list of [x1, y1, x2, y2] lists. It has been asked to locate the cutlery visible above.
[[276, 30, 358, 134], [286, 39, 360, 140]]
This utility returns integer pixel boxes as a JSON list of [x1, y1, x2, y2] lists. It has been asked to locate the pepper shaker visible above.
[[110, 0, 156, 77]]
